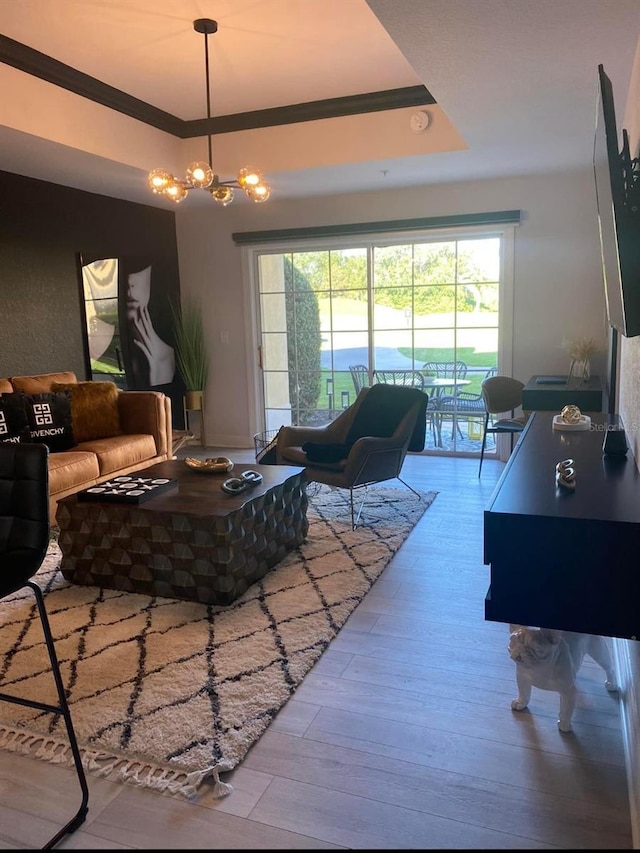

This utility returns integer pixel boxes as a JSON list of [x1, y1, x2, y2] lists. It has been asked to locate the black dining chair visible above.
[[0, 442, 89, 849]]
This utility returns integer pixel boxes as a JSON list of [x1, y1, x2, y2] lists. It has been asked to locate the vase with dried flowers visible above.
[[563, 336, 601, 386]]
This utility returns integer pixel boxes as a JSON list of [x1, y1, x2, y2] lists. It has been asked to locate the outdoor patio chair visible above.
[[373, 369, 425, 389], [349, 364, 371, 394], [0, 442, 89, 848], [421, 360, 468, 381], [421, 360, 468, 445], [437, 366, 497, 441], [275, 383, 428, 528]]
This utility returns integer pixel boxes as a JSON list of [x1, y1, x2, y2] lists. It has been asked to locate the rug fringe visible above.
[[0, 724, 233, 799]]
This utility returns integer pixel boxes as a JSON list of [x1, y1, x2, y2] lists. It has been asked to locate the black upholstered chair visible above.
[[275, 384, 428, 528], [0, 443, 89, 849]]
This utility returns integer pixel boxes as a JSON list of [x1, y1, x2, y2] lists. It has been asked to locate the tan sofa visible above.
[[0, 371, 172, 521]]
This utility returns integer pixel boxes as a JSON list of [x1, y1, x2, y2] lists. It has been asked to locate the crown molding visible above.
[[0, 34, 435, 137]]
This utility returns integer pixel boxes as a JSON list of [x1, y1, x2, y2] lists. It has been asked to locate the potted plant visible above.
[[171, 298, 208, 412]]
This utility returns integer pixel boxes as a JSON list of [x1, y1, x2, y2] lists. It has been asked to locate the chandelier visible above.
[[148, 19, 271, 205]]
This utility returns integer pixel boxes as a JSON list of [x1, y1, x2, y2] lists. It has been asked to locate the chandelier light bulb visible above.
[[186, 161, 214, 188], [237, 166, 263, 188], [164, 181, 188, 203], [148, 169, 173, 194], [246, 182, 271, 203], [146, 20, 270, 206]]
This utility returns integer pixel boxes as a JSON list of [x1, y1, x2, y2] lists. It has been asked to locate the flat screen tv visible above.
[[593, 64, 640, 338]]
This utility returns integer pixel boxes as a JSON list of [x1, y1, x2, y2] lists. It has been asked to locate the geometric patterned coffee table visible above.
[[56, 459, 308, 605]]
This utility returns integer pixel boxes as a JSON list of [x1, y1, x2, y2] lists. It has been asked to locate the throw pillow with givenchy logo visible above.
[[23, 391, 75, 452], [33, 401, 54, 427], [0, 392, 31, 444]]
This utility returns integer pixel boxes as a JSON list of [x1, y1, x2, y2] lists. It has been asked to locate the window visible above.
[[244, 223, 515, 456]]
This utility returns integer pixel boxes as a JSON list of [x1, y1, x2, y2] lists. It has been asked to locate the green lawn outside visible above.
[[314, 298, 498, 405], [402, 346, 497, 370]]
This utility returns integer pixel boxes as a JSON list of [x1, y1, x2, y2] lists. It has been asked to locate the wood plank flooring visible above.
[[0, 452, 632, 849]]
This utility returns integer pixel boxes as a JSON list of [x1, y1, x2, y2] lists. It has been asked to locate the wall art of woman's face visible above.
[[126, 265, 152, 318]]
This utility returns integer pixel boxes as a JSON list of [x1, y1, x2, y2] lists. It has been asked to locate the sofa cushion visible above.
[[48, 450, 101, 495], [11, 371, 78, 393], [52, 380, 122, 443], [22, 391, 75, 452], [76, 434, 158, 476], [0, 379, 13, 394], [0, 392, 30, 444]]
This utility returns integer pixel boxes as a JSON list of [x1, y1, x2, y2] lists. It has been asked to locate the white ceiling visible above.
[[1, 0, 639, 207]]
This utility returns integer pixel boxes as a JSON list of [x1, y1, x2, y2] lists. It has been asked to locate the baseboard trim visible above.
[[613, 637, 640, 849]]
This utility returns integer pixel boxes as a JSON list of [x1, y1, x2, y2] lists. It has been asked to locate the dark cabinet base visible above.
[[522, 375, 603, 412], [483, 411, 640, 640]]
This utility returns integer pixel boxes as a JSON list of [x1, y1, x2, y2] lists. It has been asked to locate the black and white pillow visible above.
[[23, 391, 75, 452], [0, 392, 30, 444]]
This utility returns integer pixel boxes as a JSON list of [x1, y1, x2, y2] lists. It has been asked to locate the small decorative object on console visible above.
[[221, 469, 264, 495], [78, 475, 177, 504], [560, 404, 582, 424], [552, 404, 591, 431], [184, 456, 234, 473], [562, 335, 601, 386], [555, 458, 576, 491]]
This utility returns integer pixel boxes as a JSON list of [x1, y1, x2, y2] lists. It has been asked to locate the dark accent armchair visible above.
[[275, 384, 428, 528], [0, 443, 89, 849]]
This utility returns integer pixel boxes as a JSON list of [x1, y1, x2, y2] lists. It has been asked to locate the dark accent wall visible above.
[[0, 170, 183, 426]]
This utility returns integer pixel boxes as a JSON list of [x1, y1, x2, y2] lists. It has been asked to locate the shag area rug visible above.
[[0, 485, 436, 798]]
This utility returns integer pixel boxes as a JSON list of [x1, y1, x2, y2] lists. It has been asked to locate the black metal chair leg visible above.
[[0, 581, 90, 849], [396, 476, 422, 499], [478, 413, 490, 477], [31, 581, 89, 848], [350, 486, 368, 529]]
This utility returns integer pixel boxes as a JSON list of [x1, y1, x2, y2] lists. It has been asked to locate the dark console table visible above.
[[522, 375, 603, 411], [484, 411, 640, 640]]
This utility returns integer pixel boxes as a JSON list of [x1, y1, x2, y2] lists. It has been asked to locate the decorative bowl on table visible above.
[[184, 456, 234, 474]]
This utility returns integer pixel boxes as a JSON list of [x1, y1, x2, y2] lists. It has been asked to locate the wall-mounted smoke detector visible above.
[[410, 110, 431, 134]]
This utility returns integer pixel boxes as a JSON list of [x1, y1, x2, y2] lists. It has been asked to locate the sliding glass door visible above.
[[253, 227, 512, 456]]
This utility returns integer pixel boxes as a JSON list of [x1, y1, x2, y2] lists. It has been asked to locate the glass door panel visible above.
[[255, 234, 503, 457]]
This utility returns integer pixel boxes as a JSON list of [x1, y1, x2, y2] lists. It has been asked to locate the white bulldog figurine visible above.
[[508, 625, 618, 732]]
